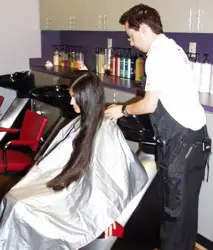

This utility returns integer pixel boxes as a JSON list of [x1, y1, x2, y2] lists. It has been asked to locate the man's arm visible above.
[[105, 49, 164, 119], [105, 91, 160, 119], [126, 91, 160, 115]]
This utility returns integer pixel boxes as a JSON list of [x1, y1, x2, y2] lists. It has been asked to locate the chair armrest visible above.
[[0, 127, 19, 133], [2, 140, 37, 172], [4, 140, 37, 149]]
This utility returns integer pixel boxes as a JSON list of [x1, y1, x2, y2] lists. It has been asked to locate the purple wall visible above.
[[61, 31, 213, 69], [30, 30, 213, 69], [166, 33, 213, 62], [61, 31, 132, 70], [30, 31, 61, 66]]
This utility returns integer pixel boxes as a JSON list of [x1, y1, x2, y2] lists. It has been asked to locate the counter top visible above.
[[31, 66, 145, 95], [32, 66, 89, 80], [199, 94, 213, 113], [31, 66, 213, 113]]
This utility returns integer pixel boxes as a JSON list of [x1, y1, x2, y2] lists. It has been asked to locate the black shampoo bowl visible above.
[[29, 84, 71, 110], [117, 114, 155, 145], [0, 72, 35, 98]]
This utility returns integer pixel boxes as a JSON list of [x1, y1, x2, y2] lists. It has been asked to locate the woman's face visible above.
[[69, 88, 81, 113]]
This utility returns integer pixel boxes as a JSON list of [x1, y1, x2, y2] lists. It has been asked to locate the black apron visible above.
[[150, 100, 210, 250]]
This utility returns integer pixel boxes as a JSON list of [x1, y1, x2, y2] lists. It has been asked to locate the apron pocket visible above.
[[185, 142, 208, 172]]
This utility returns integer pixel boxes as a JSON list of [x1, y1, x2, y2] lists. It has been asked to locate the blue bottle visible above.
[[120, 51, 126, 78], [125, 49, 131, 79]]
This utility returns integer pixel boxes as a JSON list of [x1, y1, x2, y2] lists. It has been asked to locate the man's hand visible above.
[[105, 104, 123, 120]]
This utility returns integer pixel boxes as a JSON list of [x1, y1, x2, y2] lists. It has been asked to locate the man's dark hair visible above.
[[119, 3, 163, 34]]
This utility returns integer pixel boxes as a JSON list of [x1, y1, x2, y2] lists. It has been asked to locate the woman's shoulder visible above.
[[96, 117, 126, 144], [61, 116, 81, 135], [100, 117, 120, 132]]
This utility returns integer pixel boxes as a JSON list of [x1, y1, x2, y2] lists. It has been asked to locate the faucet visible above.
[[53, 76, 60, 91]]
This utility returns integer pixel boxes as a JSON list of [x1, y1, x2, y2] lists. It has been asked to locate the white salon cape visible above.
[[0, 117, 148, 250]]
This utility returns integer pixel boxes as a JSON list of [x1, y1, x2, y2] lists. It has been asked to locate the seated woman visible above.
[[0, 73, 148, 250]]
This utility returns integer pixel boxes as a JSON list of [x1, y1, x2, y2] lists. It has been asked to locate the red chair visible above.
[[0, 109, 48, 175], [98, 221, 124, 239], [0, 96, 4, 107], [79, 222, 124, 250]]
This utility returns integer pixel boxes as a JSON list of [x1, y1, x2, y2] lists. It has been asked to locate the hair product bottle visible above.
[[95, 47, 99, 73], [135, 53, 145, 82], [125, 49, 131, 79], [69, 49, 75, 69], [203, 53, 209, 63], [120, 50, 126, 78], [74, 49, 79, 70], [59, 47, 63, 67], [98, 48, 105, 74], [130, 53, 137, 80], [53, 47, 59, 66], [115, 50, 121, 77], [63, 46, 68, 68], [110, 50, 116, 76]]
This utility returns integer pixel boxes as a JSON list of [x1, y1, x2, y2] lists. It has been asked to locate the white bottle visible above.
[[53, 47, 59, 66], [209, 65, 213, 95]]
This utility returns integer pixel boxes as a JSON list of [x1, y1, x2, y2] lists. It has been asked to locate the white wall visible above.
[[0, 0, 41, 75]]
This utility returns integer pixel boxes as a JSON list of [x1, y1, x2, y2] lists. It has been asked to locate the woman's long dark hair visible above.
[[47, 73, 105, 191]]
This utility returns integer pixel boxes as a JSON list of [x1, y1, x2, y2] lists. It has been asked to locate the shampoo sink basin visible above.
[[29, 84, 71, 110], [117, 114, 155, 144], [30, 84, 69, 98]]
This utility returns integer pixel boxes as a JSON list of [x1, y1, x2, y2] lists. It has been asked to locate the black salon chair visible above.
[[82, 115, 161, 250]]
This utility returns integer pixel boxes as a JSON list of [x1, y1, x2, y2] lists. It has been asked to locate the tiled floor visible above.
[[195, 243, 208, 250]]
